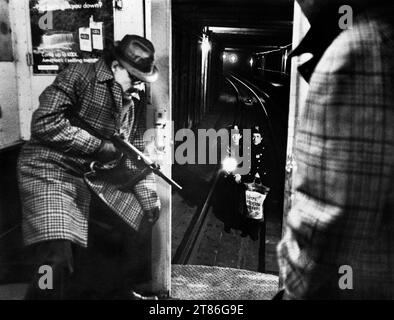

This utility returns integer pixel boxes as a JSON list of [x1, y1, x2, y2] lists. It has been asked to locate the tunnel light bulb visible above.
[[222, 53, 227, 60], [249, 57, 254, 67], [222, 157, 237, 173], [230, 54, 237, 63]]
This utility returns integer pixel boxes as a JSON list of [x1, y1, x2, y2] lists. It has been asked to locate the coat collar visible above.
[[290, 1, 392, 82], [289, 15, 341, 83], [95, 59, 114, 83]]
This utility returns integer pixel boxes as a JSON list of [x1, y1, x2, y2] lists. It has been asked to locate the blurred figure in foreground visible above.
[[277, 0, 394, 299]]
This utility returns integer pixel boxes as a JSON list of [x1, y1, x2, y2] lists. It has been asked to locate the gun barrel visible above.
[[153, 167, 183, 190]]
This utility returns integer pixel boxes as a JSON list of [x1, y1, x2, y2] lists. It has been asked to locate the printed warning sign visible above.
[[245, 190, 266, 220]]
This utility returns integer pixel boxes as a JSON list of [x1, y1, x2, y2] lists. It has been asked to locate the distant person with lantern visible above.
[[213, 124, 246, 234], [235, 125, 270, 241]]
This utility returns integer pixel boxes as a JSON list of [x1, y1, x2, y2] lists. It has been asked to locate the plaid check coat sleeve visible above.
[[277, 9, 394, 299], [30, 64, 102, 155]]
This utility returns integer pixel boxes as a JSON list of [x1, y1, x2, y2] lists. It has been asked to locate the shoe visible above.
[[129, 290, 159, 300]]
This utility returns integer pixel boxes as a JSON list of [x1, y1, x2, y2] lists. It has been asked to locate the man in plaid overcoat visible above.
[[17, 35, 161, 299], [277, 1, 394, 299]]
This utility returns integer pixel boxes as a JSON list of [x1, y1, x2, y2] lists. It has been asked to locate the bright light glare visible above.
[[222, 157, 238, 173], [249, 57, 254, 67], [222, 52, 227, 60], [201, 35, 211, 54], [230, 54, 237, 63]]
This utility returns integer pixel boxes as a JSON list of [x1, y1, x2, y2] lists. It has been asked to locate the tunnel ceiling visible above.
[[173, 0, 294, 50]]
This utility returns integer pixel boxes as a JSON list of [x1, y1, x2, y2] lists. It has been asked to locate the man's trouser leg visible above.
[[83, 193, 153, 298], [119, 217, 152, 296], [25, 195, 152, 299]]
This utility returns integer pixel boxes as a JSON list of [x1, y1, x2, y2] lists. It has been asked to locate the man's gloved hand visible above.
[[145, 207, 160, 224], [96, 140, 121, 163]]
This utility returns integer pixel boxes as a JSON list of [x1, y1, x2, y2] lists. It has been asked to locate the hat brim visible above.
[[115, 55, 159, 83]]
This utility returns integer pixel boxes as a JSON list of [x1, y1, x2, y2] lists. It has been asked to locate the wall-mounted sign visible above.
[[29, 0, 114, 74]]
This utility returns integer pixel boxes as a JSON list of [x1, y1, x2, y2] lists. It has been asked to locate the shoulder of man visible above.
[[49, 61, 98, 98], [313, 4, 394, 79], [58, 62, 96, 82]]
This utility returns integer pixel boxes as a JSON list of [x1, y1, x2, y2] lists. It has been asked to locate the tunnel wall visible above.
[[172, 23, 202, 130], [172, 23, 223, 131], [206, 39, 223, 115]]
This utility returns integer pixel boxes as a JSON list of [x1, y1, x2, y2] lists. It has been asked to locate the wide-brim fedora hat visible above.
[[113, 34, 159, 83]]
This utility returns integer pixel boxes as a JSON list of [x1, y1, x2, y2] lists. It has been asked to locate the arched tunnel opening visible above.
[[171, 0, 294, 275]]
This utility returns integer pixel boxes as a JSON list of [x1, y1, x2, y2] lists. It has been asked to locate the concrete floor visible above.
[[0, 264, 279, 300], [171, 264, 278, 300]]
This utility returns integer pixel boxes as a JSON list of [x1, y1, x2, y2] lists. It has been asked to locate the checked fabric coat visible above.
[[17, 59, 160, 247], [278, 4, 394, 299]]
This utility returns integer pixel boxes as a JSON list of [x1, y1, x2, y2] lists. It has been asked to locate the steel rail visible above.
[[228, 74, 281, 176]]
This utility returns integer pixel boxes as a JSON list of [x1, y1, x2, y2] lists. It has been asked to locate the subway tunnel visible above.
[[171, 0, 294, 279]]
